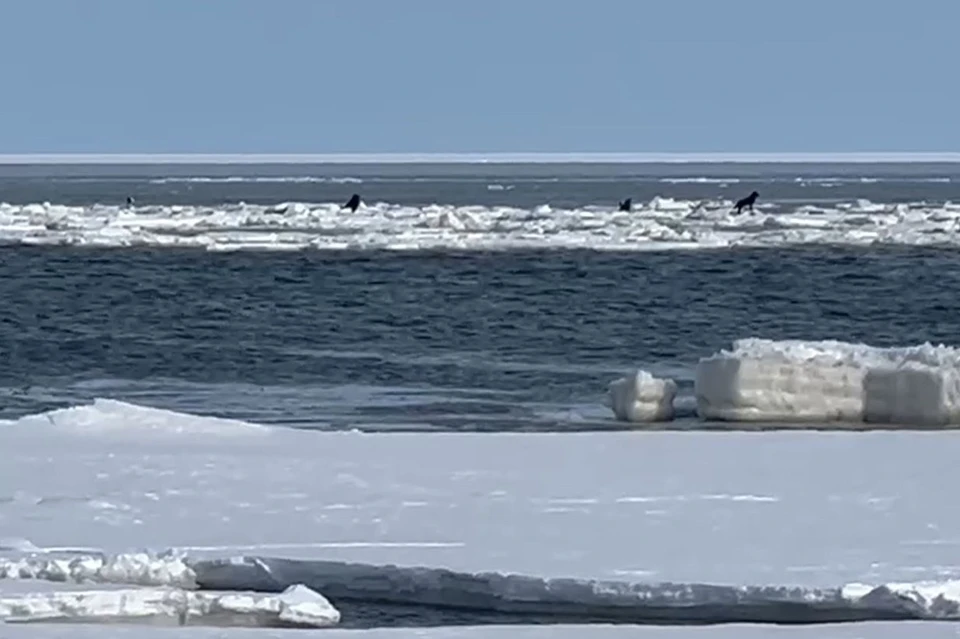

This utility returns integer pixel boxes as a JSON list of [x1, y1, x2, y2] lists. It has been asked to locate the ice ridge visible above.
[[189, 557, 954, 626]]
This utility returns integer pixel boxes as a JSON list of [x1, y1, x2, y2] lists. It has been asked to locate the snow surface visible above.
[[0, 584, 338, 628], [696, 338, 960, 425], [3, 197, 960, 251], [607, 370, 677, 422], [6, 399, 960, 629]]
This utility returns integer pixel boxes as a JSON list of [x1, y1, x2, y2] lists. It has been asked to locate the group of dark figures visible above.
[[126, 192, 759, 215], [339, 191, 760, 215], [616, 191, 759, 214]]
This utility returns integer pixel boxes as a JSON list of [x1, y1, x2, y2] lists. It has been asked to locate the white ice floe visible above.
[[695, 338, 960, 425], [2, 197, 960, 251], [606, 370, 677, 422], [0, 584, 339, 628]]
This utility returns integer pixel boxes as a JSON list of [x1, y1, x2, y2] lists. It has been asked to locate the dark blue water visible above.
[[3, 245, 959, 430], [2, 162, 959, 429]]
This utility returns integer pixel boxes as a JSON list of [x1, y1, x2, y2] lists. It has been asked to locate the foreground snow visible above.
[[6, 399, 960, 628], [2, 197, 960, 251], [608, 338, 960, 427]]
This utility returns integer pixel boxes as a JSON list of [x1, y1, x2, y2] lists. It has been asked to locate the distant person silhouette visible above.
[[733, 191, 759, 214], [618, 198, 632, 212], [342, 193, 361, 212], [126, 196, 135, 207]]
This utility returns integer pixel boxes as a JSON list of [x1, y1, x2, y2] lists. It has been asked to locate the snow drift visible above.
[[1, 397, 268, 438]]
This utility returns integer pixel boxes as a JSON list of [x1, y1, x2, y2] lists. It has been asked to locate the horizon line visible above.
[[2, 152, 960, 165]]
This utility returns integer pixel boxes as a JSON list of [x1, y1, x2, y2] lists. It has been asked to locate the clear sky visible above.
[[1, 0, 956, 154]]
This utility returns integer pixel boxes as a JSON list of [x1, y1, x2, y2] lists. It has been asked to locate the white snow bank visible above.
[[696, 338, 960, 425], [190, 556, 957, 623], [0, 584, 339, 628], [1, 398, 269, 438], [607, 370, 677, 422], [0, 552, 197, 589]]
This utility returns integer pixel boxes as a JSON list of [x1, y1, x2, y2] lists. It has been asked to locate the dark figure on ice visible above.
[[733, 191, 759, 214], [342, 193, 362, 212], [618, 198, 632, 212]]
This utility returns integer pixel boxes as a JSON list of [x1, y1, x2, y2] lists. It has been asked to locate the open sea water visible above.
[[2, 161, 960, 430]]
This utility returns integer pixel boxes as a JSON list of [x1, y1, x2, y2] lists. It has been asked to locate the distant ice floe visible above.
[[4, 551, 960, 625], [3, 197, 960, 251], [607, 338, 960, 428]]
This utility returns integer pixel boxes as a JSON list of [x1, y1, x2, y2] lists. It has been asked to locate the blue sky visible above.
[[0, 0, 955, 154]]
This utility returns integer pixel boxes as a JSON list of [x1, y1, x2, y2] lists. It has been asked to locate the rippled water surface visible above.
[[3, 242, 958, 429]]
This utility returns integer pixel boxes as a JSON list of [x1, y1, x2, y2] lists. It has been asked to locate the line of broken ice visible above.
[[2, 197, 960, 250]]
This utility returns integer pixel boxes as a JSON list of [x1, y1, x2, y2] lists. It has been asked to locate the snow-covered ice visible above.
[[5, 399, 960, 629], [696, 338, 960, 425], [607, 370, 677, 422], [2, 197, 960, 251]]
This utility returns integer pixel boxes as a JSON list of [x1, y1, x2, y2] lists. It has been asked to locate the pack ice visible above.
[[608, 338, 960, 426]]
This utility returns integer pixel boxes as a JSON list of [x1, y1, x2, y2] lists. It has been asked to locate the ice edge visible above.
[[190, 556, 951, 625]]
